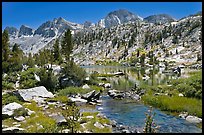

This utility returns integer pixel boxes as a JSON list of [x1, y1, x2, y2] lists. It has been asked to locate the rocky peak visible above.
[[144, 14, 176, 24], [4, 26, 18, 36], [34, 20, 56, 38], [98, 9, 142, 28], [19, 25, 33, 37], [84, 21, 94, 28]]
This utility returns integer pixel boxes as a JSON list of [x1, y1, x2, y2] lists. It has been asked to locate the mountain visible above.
[[73, 12, 202, 66], [4, 10, 202, 62], [144, 14, 176, 24], [7, 17, 83, 54], [34, 17, 83, 38], [19, 25, 34, 37], [97, 9, 143, 28], [4, 26, 18, 38]]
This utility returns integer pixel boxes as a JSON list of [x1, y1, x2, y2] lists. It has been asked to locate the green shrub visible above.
[[19, 68, 40, 89], [142, 94, 202, 117], [2, 81, 15, 90], [57, 87, 90, 96], [13, 107, 28, 117], [38, 68, 58, 93], [2, 93, 22, 105], [21, 112, 58, 133]]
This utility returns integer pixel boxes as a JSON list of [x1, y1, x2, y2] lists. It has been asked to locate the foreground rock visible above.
[[15, 86, 54, 102], [2, 127, 25, 133], [2, 102, 24, 117], [186, 115, 202, 124]]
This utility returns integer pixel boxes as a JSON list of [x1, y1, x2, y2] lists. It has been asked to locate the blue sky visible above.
[[2, 2, 202, 30]]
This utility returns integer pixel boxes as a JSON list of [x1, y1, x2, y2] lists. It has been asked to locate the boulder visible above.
[[2, 127, 25, 133], [178, 93, 184, 97], [61, 129, 70, 133], [94, 92, 101, 100], [86, 116, 94, 119], [186, 115, 202, 124], [94, 122, 104, 129], [104, 83, 111, 88], [179, 112, 188, 119], [113, 93, 125, 99], [113, 72, 125, 75], [16, 86, 54, 102], [108, 90, 118, 97], [2, 102, 24, 117], [98, 83, 105, 87], [81, 90, 96, 101], [49, 114, 67, 125], [122, 129, 131, 133], [69, 97, 87, 103], [82, 84, 90, 89], [97, 107, 103, 111], [14, 116, 25, 122], [131, 94, 140, 101], [34, 73, 40, 81]]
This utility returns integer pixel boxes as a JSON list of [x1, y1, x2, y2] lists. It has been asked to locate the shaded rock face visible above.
[[144, 14, 176, 24], [4, 26, 18, 36], [84, 21, 93, 28], [19, 25, 33, 37], [34, 21, 56, 37], [101, 9, 142, 28], [16, 86, 54, 102], [59, 76, 82, 88]]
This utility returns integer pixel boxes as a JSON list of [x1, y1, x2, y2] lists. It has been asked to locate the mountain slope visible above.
[[144, 14, 176, 24], [97, 9, 143, 28]]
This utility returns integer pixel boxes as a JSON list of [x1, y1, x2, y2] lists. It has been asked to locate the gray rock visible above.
[[2, 102, 23, 117], [34, 73, 40, 81], [131, 94, 141, 101], [113, 93, 125, 99], [94, 122, 104, 129], [82, 84, 90, 89], [16, 86, 54, 102], [49, 114, 67, 125], [108, 90, 118, 97], [122, 129, 131, 133], [86, 116, 94, 119], [186, 115, 202, 123], [2, 127, 25, 133], [94, 92, 101, 100], [97, 107, 103, 111], [14, 116, 25, 122], [61, 129, 70, 133], [104, 83, 111, 88], [179, 112, 188, 119], [81, 90, 96, 101], [178, 93, 184, 97]]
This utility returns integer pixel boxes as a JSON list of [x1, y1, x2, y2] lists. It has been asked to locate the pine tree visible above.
[[53, 39, 62, 64], [27, 53, 34, 68], [2, 30, 10, 73], [9, 43, 23, 72], [61, 29, 73, 62], [2, 30, 10, 61]]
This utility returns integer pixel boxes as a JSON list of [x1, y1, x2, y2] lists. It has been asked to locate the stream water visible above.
[[81, 65, 202, 133]]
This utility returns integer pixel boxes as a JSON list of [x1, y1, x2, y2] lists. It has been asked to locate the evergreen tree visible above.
[[2, 30, 11, 73], [9, 43, 23, 72], [53, 39, 62, 64], [27, 53, 35, 68], [2, 30, 10, 62], [61, 29, 73, 62]]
